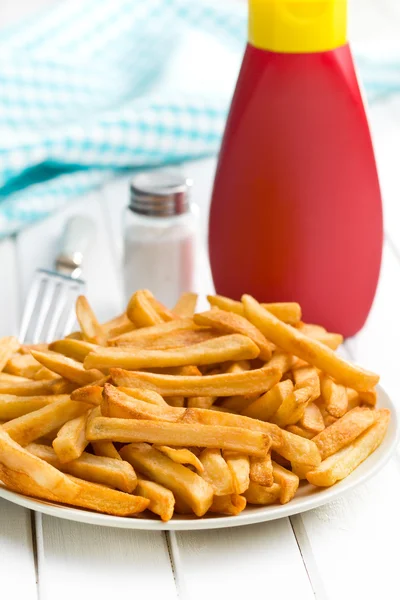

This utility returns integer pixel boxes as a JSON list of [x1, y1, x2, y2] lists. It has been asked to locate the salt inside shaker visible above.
[[123, 171, 197, 307]]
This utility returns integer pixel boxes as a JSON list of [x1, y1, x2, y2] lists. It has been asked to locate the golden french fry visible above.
[[346, 388, 361, 410], [296, 323, 343, 350], [0, 337, 20, 372], [5, 353, 45, 379], [272, 461, 299, 504], [223, 451, 250, 494], [127, 290, 165, 327], [27, 443, 136, 492], [63, 475, 148, 516], [3, 398, 90, 446], [242, 295, 379, 392], [19, 343, 49, 355], [70, 384, 104, 406], [102, 313, 135, 339], [49, 339, 98, 362], [0, 378, 62, 396], [358, 388, 377, 407], [113, 329, 216, 351], [76, 296, 107, 345], [166, 396, 185, 407], [181, 405, 319, 462], [242, 380, 293, 421], [271, 385, 312, 427], [87, 417, 270, 456], [299, 403, 325, 433], [31, 350, 103, 386], [225, 360, 251, 374], [85, 334, 260, 371], [291, 462, 312, 480], [199, 448, 234, 495], [102, 385, 181, 422], [250, 452, 273, 487], [209, 494, 247, 516], [65, 331, 83, 340], [155, 445, 204, 472], [92, 440, 121, 460], [320, 375, 348, 418], [187, 396, 216, 409], [293, 366, 320, 401], [143, 291, 177, 322], [52, 410, 90, 463], [307, 409, 390, 486], [207, 295, 301, 325], [173, 293, 198, 318], [194, 308, 273, 361], [32, 366, 58, 381], [117, 387, 168, 406], [266, 351, 293, 375], [135, 478, 175, 521], [244, 481, 281, 505], [219, 395, 255, 413], [286, 425, 315, 440], [0, 427, 79, 502], [313, 406, 378, 460], [108, 317, 199, 346], [0, 373, 31, 383], [0, 394, 69, 421], [120, 442, 214, 517], [110, 364, 281, 397]]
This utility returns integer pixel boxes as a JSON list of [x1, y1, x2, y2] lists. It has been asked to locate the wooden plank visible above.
[[0, 238, 19, 337], [0, 499, 37, 599], [169, 520, 314, 600], [38, 515, 177, 600]]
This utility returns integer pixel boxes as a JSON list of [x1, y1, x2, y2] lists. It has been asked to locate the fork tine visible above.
[[19, 274, 44, 343], [31, 277, 57, 344], [44, 283, 68, 343]]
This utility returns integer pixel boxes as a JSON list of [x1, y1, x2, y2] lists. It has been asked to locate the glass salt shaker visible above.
[[123, 171, 198, 307]]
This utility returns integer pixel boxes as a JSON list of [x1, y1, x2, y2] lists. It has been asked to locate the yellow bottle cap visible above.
[[249, 0, 347, 53]]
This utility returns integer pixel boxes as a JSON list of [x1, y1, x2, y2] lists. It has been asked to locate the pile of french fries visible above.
[[0, 290, 389, 521]]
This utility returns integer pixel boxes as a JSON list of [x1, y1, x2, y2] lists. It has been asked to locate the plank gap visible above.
[[289, 516, 328, 600], [165, 532, 180, 599]]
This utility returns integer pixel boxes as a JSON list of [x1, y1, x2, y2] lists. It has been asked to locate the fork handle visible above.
[[55, 216, 96, 279]]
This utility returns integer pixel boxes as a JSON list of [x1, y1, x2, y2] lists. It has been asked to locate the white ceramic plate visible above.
[[0, 385, 398, 531]]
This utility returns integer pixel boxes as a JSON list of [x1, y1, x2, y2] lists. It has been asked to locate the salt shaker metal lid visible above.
[[129, 171, 192, 217]]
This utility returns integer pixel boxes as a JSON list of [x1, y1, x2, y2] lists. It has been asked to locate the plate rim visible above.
[[0, 384, 398, 531]]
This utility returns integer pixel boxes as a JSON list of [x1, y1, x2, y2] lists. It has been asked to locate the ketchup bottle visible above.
[[209, 0, 383, 337]]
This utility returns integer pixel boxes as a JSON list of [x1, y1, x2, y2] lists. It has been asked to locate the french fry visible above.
[[358, 388, 377, 407], [102, 385, 181, 422], [4, 353, 46, 379], [223, 451, 250, 494], [244, 481, 281, 505], [242, 295, 379, 391], [242, 380, 293, 421], [71, 384, 104, 406], [49, 339, 98, 362], [225, 360, 251, 374], [0, 427, 79, 502], [187, 396, 216, 409], [3, 398, 90, 446], [307, 409, 390, 486], [266, 351, 293, 375], [112, 329, 216, 351], [299, 403, 325, 434], [286, 425, 315, 440], [135, 478, 175, 521], [27, 443, 136, 492], [296, 323, 343, 350], [92, 440, 122, 460], [31, 350, 104, 386], [249, 452, 274, 486], [120, 443, 214, 517], [32, 366, 59, 381], [291, 462, 312, 480], [76, 295, 107, 345], [173, 293, 198, 317], [110, 364, 281, 397], [143, 291, 177, 322], [270, 385, 312, 427], [167, 396, 185, 407], [272, 461, 299, 504], [85, 334, 260, 371], [19, 343, 48, 355], [117, 387, 168, 406], [52, 410, 90, 463], [313, 406, 378, 460], [209, 494, 247, 516], [127, 290, 165, 327], [207, 295, 301, 325], [194, 308, 273, 361], [199, 448, 235, 495], [102, 313, 135, 339], [219, 395, 255, 413], [293, 366, 320, 401], [0, 373, 31, 383], [155, 445, 204, 472], [87, 417, 270, 456], [320, 375, 348, 418], [108, 318, 199, 346], [0, 337, 20, 372], [0, 394, 69, 421], [63, 475, 148, 516], [0, 378, 62, 396]]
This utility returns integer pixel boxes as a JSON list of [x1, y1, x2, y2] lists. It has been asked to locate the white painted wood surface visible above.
[[1, 1, 400, 599]]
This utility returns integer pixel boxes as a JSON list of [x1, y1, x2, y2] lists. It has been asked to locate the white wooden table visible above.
[[2, 1, 400, 599]]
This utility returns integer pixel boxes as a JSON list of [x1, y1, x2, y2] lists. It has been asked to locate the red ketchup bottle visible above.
[[209, 0, 383, 337]]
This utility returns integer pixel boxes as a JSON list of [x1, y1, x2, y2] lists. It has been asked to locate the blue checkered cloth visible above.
[[0, 0, 399, 238]]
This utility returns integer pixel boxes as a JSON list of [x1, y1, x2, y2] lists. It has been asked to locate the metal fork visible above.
[[19, 216, 95, 344]]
